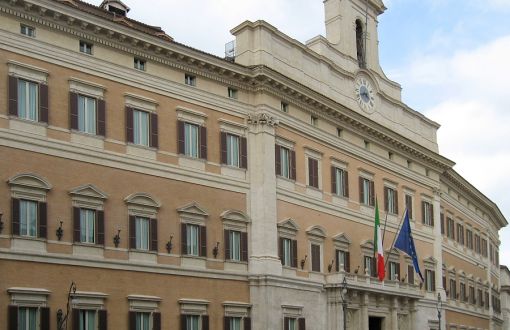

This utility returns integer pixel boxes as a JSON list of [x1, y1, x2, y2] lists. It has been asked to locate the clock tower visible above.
[[324, 0, 386, 72]]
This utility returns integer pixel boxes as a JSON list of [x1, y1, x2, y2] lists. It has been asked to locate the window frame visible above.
[[134, 58, 146, 71], [20, 24, 35, 37], [79, 40, 93, 55], [17, 78, 39, 122], [185, 74, 196, 86]]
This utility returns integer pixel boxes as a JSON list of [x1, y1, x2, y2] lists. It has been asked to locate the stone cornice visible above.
[[441, 170, 507, 230], [1, 0, 454, 173]]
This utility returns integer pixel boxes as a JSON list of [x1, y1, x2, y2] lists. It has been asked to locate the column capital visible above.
[[247, 112, 279, 127]]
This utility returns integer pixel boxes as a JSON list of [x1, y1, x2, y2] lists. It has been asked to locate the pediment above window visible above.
[[385, 248, 400, 261], [177, 202, 209, 218], [70, 184, 108, 200], [360, 239, 374, 250], [221, 210, 250, 231], [306, 225, 326, 240], [333, 233, 351, 250], [277, 218, 299, 237], [423, 256, 437, 268], [124, 193, 160, 217], [8, 173, 52, 191]]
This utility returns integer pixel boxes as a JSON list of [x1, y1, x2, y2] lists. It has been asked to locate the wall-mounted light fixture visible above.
[[212, 242, 220, 258], [166, 235, 173, 253], [113, 229, 121, 248], [300, 255, 307, 270], [57, 282, 77, 330], [56, 221, 64, 241], [0, 212, 4, 234], [328, 259, 335, 273]]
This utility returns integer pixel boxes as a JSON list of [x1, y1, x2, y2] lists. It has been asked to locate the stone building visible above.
[[0, 0, 506, 329]]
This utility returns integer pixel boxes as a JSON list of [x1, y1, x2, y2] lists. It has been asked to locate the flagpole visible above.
[[383, 208, 408, 272], [382, 211, 389, 246]]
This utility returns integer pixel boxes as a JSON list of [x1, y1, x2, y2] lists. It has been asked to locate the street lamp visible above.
[[436, 292, 442, 330], [340, 276, 348, 330], [57, 282, 76, 330]]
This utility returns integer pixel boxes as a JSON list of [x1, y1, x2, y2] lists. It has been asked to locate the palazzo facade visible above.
[[0, 0, 506, 329]]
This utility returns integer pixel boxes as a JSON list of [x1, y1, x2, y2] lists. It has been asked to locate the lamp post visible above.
[[340, 276, 348, 330], [57, 282, 76, 330], [436, 292, 442, 330]]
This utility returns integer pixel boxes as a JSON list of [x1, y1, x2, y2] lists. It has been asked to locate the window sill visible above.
[[11, 236, 47, 252], [9, 117, 47, 136], [71, 131, 104, 148], [178, 155, 206, 171], [181, 255, 206, 268], [220, 165, 246, 179], [73, 243, 104, 258], [224, 261, 248, 272], [276, 176, 296, 191], [305, 186, 323, 199], [129, 250, 157, 263], [126, 144, 157, 160]]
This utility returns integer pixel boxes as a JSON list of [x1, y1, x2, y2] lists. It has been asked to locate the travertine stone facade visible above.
[[0, 0, 506, 330]]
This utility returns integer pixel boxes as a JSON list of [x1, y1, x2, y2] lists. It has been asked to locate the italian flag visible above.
[[373, 199, 385, 281]]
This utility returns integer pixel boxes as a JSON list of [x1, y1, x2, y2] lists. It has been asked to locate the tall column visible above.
[[390, 297, 398, 330], [360, 293, 369, 330], [247, 112, 281, 275], [433, 188, 445, 330]]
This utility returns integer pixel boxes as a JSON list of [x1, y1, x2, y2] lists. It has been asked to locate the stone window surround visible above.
[[221, 210, 250, 232], [8, 60, 48, 84], [71, 291, 108, 309], [281, 304, 303, 318], [330, 157, 348, 170], [124, 192, 160, 218], [177, 106, 207, 126], [8, 173, 52, 202], [7, 287, 51, 307], [69, 77, 105, 100], [275, 136, 295, 150], [69, 184, 108, 211], [128, 295, 161, 312], [124, 93, 158, 113], [219, 119, 247, 137], [358, 168, 374, 180], [332, 233, 351, 251], [306, 225, 326, 273], [304, 147, 323, 190], [223, 301, 251, 318], [179, 299, 209, 316], [277, 218, 299, 239], [177, 202, 209, 226]]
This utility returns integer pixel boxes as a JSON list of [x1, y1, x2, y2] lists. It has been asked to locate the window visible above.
[[77, 95, 97, 134], [384, 187, 398, 214], [422, 201, 433, 226], [364, 140, 370, 150], [19, 199, 38, 237], [275, 145, 295, 180], [481, 238, 488, 257], [311, 243, 321, 272], [128, 205, 158, 252], [220, 130, 248, 169], [310, 115, 318, 127], [279, 237, 297, 268], [185, 315, 200, 330], [285, 317, 297, 330], [135, 216, 150, 250], [355, 19, 365, 67], [228, 87, 238, 99], [134, 312, 151, 330], [389, 261, 400, 281], [134, 58, 146, 71], [332, 167, 349, 198], [469, 286, 475, 304], [440, 213, 445, 235], [336, 127, 343, 137], [225, 230, 248, 262], [18, 306, 38, 330], [460, 283, 466, 302], [408, 265, 415, 284], [335, 250, 350, 272], [185, 74, 196, 86], [425, 269, 436, 292], [78, 309, 96, 330], [405, 194, 413, 219], [466, 229, 473, 249], [229, 317, 241, 330], [456, 223, 464, 245], [133, 109, 150, 146], [450, 279, 457, 299], [79, 41, 93, 55], [177, 120, 206, 159], [184, 122, 199, 158], [307, 157, 319, 189], [20, 24, 35, 37], [474, 234, 481, 253], [359, 177, 374, 206], [281, 102, 289, 113], [478, 289, 484, 307], [364, 256, 375, 277], [80, 208, 96, 244], [17, 79, 39, 121], [447, 218, 455, 239], [182, 223, 206, 257], [485, 291, 489, 309]]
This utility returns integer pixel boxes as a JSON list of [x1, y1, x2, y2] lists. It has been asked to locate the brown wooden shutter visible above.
[[290, 149, 296, 180], [312, 159, 319, 188], [199, 126, 207, 159], [40, 307, 50, 330], [406, 195, 413, 218], [38, 202, 47, 239], [430, 204, 434, 226], [152, 312, 161, 330], [11, 198, 20, 236], [72, 309, 80, 330], [240, 137, 248, 169], [369, 180, 375, 206], [243, 317, 251, 330], [344, 171, 349, 198], [8, 76, 18, 116], [275, 145, 281, 176], [181, 223, 187, 255], [384, 187, 389, 212], [241, 231, 248, 262], [73, 207, 81, 242], [200, 225, 207, 257], [129, 311, 137, 330], [8, 305, 17, 330], [371, 257, 376, 277], [432, 271, 436, 291], [224, 316, 231, 330], [421, 202, 426, 224], [220, 132, 227, 164], [98, 310, 107, 330], [39, 83, 48, 123], [440, 213, 445, 235], [396, 262, 401, 281], [126, 107, 134, 143], [335, 249, 340, 272], [180, 314, 187, 330], [331, 167, 337, 195], [278, 237, 283, 264], [308, 158, 314, 187], [202, 315, 209, 330], [298, 317, 306, 330], [394, 190, 399, 214], [150, 113, 158, 148], [97, 99, 106, 136], [408, 265, 414, 284], [359, 177, 364, 203], [97, 210, 105, 245], [70, 92, 79, 129], [129, 215, 136, 249], [345, 252, 351, 273], [284, 317, 290, 329], [291, 239, 298, 268], [224, 230, 230, 260], [150, 218, 158, 252], [311, 244, 320, 272], [178, 121, 185, 154]]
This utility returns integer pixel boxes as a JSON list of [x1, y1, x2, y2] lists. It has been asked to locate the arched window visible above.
[[356, 20, 365, 68]]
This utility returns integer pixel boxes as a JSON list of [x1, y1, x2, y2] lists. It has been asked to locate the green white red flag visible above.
[[373, 199, 385, 281]]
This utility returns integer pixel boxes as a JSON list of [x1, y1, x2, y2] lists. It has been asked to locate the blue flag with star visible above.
[[394, 209, 424, 282]]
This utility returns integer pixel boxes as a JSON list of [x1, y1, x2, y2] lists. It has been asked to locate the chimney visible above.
[[100, 0, 130, 17]]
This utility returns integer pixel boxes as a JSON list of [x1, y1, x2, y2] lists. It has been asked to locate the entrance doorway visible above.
[[368, 317, 383, 330]]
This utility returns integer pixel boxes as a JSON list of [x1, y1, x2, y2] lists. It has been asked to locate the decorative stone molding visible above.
[[221, 210, 250, 231], [124, 93, 158, 112], [8, 173, 52, 201], [247, 112, 279, 127], [179, 299, 209, 315], [223, 301, 251, 318], [124, 192, 160, 217], [333, 233, 351, 250], [71, 291, 108, 309], [69, 78, 105, 99], [306, 225, 326, 240], [69, 184, 108, 209], [128, 295, 161, 311], [177, 106, 207, 126], [277, 218, 299, 237], [7, 60, 48, 83], [281, 304, 303, 317], [177, 202, 209, 225], [7, 287, 51, 306]]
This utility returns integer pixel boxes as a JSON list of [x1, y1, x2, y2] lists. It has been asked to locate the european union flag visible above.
[[394, 209, 424, 282]]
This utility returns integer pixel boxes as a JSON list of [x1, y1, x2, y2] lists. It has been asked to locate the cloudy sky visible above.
[[118, 0, 510, 264]]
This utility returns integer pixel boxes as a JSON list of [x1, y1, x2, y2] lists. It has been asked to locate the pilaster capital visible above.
[[247, 112, 279, 128]]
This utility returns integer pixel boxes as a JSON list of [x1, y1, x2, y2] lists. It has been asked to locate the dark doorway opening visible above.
[[369, 317, 383, 330]]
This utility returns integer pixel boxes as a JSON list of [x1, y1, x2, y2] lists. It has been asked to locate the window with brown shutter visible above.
[[150, 113, 158, 148], [178, 121, 185, 154], [153, 312, 161, 330], [200, 225, 207, 257], [240, 137, 248, 169], [97, 99, 106, 136], [38, 202, 47, 239], [126, 107, 134, 143], [241, 231, 248, 262], [308, 158, 319, 188], [221, 132, 228, 165], [440, 213, 445, 235], [405, 194, 413, 218], [292, 239, 298, 268], [39, 84, 48, 123], [72, 309, 80, 330], [202, 315, 209, 330], [8, 305, 18, 330], [369, 180, 375, 206], [181, 223, 187, 255], [70, 92, 79, 129], [408, 265, 414, 284], [11, 198, 20, 236], [150, 219, 158, 252], [278, 237, 283, 264], [244, 317, 251, 330], [97, 210, 105, 245], [224, 316, 231, 330], [98, 310, 107, 330], [275, 145, 281, 176], [129, 311, 137, 330], [290, 150, 296, 180], [40, 307, 50, 330], [311, 244, 321, 272], [200, 126, 207, 159], [73, 207, 81, 242], [359, 177, 364, 204], [129, 215, 136, 249], [8, 76, 18, 116], [224, 230, 231, 260], [331, 167, 337, 195], [298, 317, 306, 330]]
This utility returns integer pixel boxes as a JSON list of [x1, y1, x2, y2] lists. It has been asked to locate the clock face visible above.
[[355, 77, 376, 112]]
